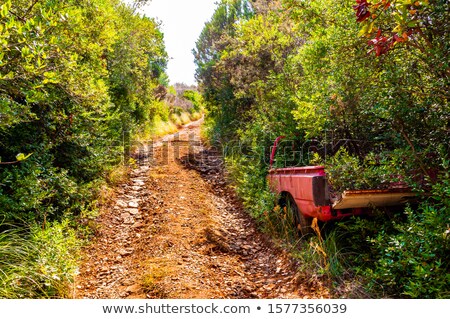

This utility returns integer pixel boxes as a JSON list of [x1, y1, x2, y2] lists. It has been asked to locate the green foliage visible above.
[[321, 149, 364, 192], [322, 148, 407, 192], [0, 0, 169, 221], [0, 220, 81, 298], [182, 90, 204, 112], [0, 160, 95, 224], [369, 204, 449, 298], [336, 189, 449, 298], [194, 0, 255, 142], [108, 4, 168, 135], [333, 168, 450, 298], [225, 152, 275, 220], [30, 220, 81, 297]]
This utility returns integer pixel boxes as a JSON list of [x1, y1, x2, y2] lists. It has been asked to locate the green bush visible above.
[[30, 220, 81, 298], [225, 153, 275, 220], [183, 90, 204, 112], [369, 203, 449, 298], [0, 160, 95, 225], [294, 229, 346, 280], [335, 176, 450, 298], [322, 148, 411, 193]]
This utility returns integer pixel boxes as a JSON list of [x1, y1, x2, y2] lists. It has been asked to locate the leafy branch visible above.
[[0, 153, 33, 165]]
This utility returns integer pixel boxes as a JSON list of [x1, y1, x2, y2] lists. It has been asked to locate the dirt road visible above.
[[74, 119, 329, 298]]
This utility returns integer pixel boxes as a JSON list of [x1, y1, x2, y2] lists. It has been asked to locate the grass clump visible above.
[[179, 112, 191, 125], [189, 111, 202, 121], [142, 258, 177, 298], [0, 220, 81, 298]]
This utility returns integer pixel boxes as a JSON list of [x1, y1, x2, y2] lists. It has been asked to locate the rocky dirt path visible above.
[[74, 119, 329, 299]]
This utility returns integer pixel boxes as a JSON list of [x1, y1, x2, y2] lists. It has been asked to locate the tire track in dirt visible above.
[[74, 119, 329, 299]]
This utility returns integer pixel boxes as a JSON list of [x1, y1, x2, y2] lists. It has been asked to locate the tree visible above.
[[194, 0, 254, 141], [107, 3, 168, 137]]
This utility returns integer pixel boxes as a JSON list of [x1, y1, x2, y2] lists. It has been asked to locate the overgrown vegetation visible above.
[[195, 0, 449, 298], [0, 220, 81, 298], [0, 0, 203, 298]]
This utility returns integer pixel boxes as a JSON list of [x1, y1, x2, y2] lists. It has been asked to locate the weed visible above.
[[0, 220, 81, 298], [189, 111, 202, 121], [150, 115, 178, 138], [179, 112, 191, 125], [142, 258, 176, 298], [105, 165, 130, 187], [169, 114, 183, 127]]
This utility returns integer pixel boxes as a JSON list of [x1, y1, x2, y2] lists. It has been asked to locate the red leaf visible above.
[[353, 0, 372, 22]]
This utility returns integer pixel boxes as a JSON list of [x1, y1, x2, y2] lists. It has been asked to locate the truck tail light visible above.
[[312, 176, 330, 206]]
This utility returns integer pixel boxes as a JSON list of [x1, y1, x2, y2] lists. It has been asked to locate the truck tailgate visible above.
[[332, 189, 417, 210]]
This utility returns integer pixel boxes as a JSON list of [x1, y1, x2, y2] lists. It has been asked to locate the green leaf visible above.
[[3, 71, 14, 79], [0, 1, 11, 18], [21, 46, 30, 57], [16, 153, 33, 162], [358, 23, 370, 37]]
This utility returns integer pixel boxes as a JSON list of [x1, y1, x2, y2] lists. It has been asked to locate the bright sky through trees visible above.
[[141, 0, 218, 86]]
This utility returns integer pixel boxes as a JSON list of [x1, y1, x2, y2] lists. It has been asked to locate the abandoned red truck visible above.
[[267, 136, 417, 235]]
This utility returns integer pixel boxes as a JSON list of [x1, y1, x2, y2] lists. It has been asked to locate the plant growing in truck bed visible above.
[[316, 148, 410, 194]]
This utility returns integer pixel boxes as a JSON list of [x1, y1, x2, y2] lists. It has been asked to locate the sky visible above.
[[140, 0, 218, 86]]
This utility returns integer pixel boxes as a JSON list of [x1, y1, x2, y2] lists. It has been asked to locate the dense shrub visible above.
[[336, 182, 449, 298]]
